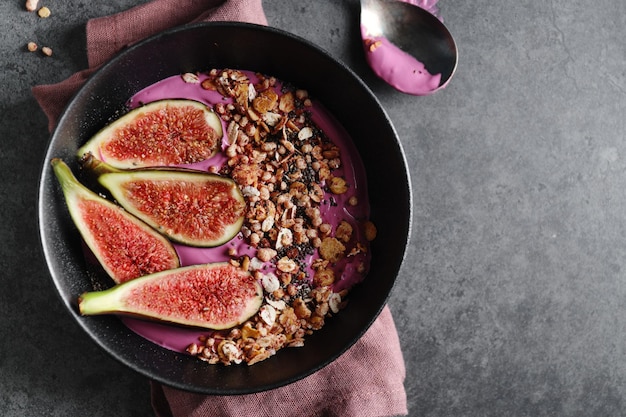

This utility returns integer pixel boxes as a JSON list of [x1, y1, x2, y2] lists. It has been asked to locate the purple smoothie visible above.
[[116, 72, 372, 352], [361, 0, 447, 95]]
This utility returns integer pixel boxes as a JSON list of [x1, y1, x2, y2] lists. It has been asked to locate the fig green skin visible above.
[[96, 168, 246, 248], [51, 158, 180, 284], [78, 263, 264, 330], [76, 99, 223, 169]]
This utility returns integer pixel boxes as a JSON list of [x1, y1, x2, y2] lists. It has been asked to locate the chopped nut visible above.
[[307, 314, 325, 330], [266, 297, 286, 310], [263, 112, 281, 127], [275, 227, 293, 249], [298, 126, 314, 141], [233, 82, 250, 111], [336, 220, 353, 243], [240, 255, 250, 272], [318, 223, 332, 236], [25, 0, 39, 11], [272, 288, 285, 300], [26, 42, 38, 52], [186, 343, 201, 356], [278, 307, 300, 335], [182, 72, 200, 83], [248, 257, 264, 271], [228, 327, 242, 340], [241, 185, 260, 198], [259, 305, 277, 326], [364, 220, 377, 241], [309, 183, 324, 203], [328, 176, 348, 194], [257, 247, 277, 262], [313, 268, 335, 287], [323, 149, 340, 159], [348, 242, 367, 257], [218, 340, 243, 365], [201, 78, 217, 90], [311, 258, 329, 270], [365, 39, 382, 52], [37, 6, 50, 18], [293, 298, 312, 319], [41, 46, 52, 57], [319, 237, 346, 263], [315, 302, 329, 317], [252, 88, 278, 114], [281, 274, 293, 286], [241, 322, 261, 339], [247, 349, 272, 365], [276, 257, 298, 273], [279, 91, 295, 113], [328, 292, 343, 314], [261, 272, 280, 293]]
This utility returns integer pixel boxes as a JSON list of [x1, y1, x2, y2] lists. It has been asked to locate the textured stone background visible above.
[[2, 0, 626, 415]]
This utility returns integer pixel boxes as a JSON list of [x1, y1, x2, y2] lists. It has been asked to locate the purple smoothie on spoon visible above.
[[360, 0, 457, 95]]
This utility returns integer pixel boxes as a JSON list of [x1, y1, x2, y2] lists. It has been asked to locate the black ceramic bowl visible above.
[[38, 22, 412, 394]]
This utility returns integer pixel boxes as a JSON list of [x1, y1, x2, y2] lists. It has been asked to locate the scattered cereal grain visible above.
[[37, 6, 50, 18]]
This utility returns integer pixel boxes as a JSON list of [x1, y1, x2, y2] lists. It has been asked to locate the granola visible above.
[[130, 69, 376, 365]]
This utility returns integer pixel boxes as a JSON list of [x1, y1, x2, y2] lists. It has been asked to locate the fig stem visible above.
[[51, 158, 84, 195], [78, 286, 125, 316]]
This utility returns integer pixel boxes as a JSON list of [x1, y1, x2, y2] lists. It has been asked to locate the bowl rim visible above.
[[37, 21, 413, 394]]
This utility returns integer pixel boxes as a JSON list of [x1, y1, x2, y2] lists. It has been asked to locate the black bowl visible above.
[[38, 22, 412, 394]]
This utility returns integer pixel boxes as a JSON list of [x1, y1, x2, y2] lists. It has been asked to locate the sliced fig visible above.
[[51, 159, 180, 284], [78, 263, 263, 330], [96, 168, 246, 247], [76, 99, 223, 169]]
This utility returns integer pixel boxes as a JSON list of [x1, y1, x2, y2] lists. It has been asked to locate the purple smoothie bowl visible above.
[[38, 22, 412, 395]]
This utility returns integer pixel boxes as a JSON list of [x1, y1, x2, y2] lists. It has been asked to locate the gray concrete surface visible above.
[[3, 0, 626, 416]]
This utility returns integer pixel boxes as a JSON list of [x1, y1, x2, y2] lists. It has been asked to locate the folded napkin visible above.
[[33, 1, 407, 416]]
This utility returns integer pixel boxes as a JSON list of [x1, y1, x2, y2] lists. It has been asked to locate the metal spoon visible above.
[[360, 0, 458, 95]]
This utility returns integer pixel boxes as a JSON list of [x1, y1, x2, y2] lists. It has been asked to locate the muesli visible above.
[[90, 69, 377, 365]]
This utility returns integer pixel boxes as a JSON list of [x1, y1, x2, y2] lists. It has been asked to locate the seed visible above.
[[27, 42, 38, 52], [41, 46, 53, 57]]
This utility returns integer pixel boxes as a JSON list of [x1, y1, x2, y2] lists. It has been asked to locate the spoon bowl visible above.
[[360, 0, 458, 95]]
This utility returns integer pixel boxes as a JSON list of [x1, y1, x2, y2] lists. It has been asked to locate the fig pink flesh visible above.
[[120, 178, 244, 242], [102, 104, 220, 165], [122, 264, 261, 327], [78, 198, 178, 283]]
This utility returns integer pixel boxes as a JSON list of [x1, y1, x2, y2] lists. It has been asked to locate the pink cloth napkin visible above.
[[152, 306, 405, 417], [32, 1, 407, 416]]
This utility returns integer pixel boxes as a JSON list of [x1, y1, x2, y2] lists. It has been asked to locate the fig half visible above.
[[96, 168, 246, 247], [51, 159, 180, 284], [78, 263, 263, 330], [76, 99, 223, 169]]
